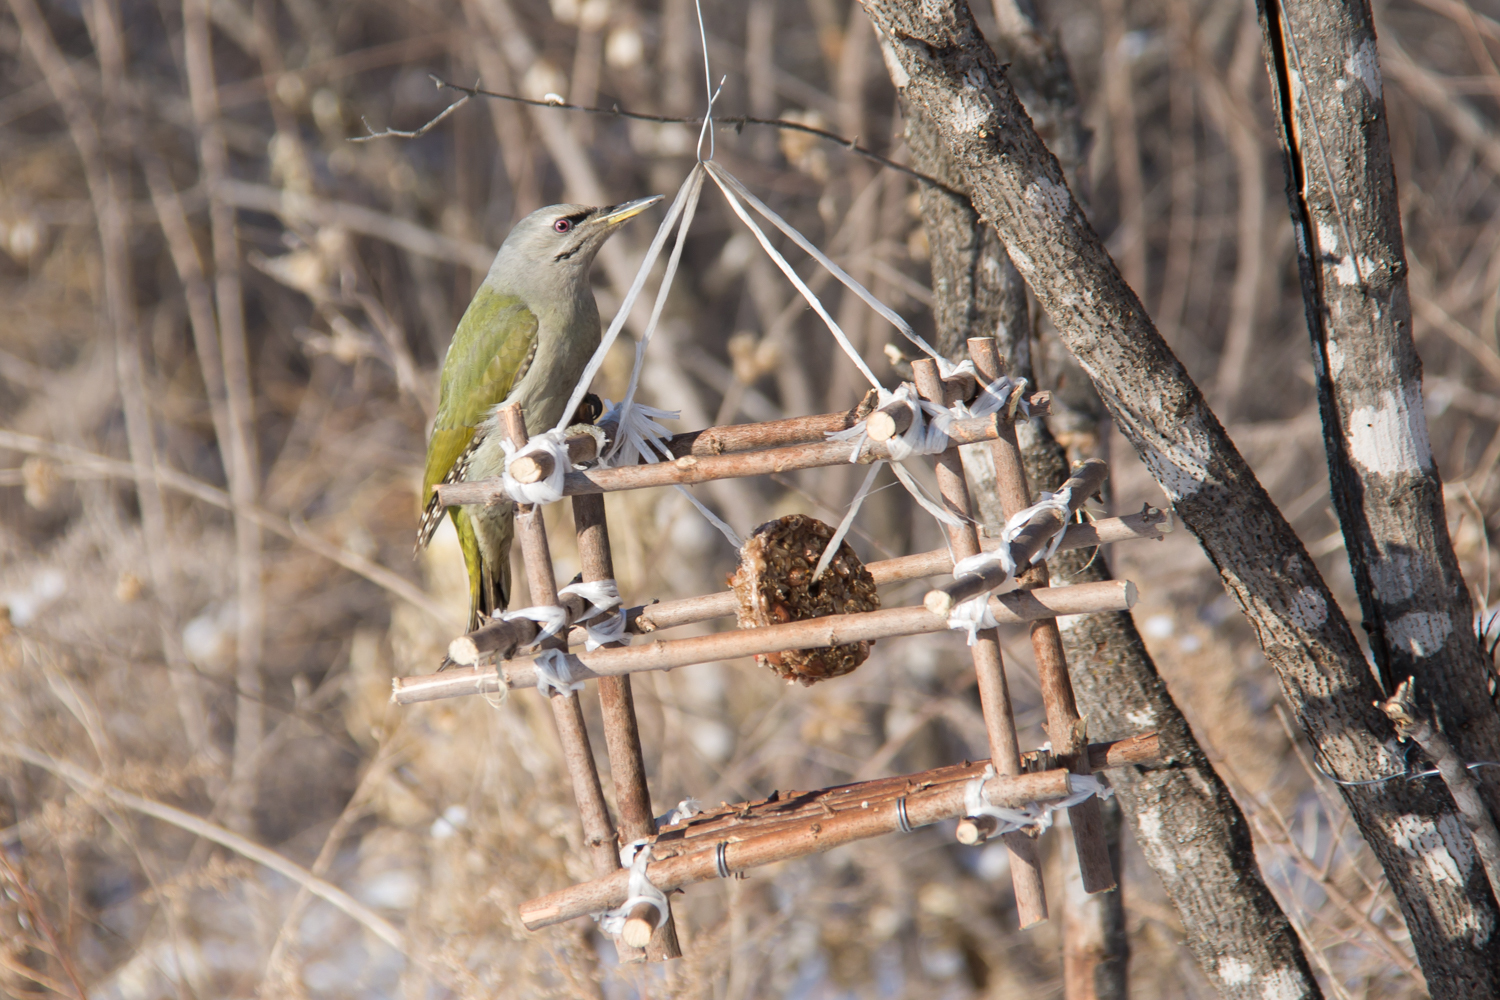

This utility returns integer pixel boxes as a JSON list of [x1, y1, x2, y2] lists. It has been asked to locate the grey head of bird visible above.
[[483, 195, 664, 306]]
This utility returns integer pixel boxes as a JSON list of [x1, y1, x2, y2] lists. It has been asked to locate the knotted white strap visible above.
[[501, 428, 570, 505], [559, 579, 622, 619], [947, 594, 999, 645], [500, 604, 568, 643], [533, 648, 585, 697], [600, 397, 680, 469], [596, 843, 669, 938], [655, 798, 703, 830], [959, 764, 1113, 839], [950, 486, 1076, 588]]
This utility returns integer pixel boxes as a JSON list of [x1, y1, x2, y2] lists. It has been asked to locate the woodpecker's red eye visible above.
[[553, 218, 573, 233]]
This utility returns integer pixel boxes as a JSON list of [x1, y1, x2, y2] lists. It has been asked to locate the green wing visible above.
[[420, 288, 539, 519]]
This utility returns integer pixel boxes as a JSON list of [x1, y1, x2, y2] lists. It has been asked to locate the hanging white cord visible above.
[[606, 167, 706, 467], [553, 170, 701, 437], [811, 462, 883, 581], [706, 167, 882, 389], [707, 162, 944, 362], [692, 0, 717, 162]]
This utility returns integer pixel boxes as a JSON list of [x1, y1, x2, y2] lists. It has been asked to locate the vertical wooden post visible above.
[[572, 491, 683, 961], [911, 357, 1048, 927], [967, 339, 1116, 893], [498, 406, 621, 883]]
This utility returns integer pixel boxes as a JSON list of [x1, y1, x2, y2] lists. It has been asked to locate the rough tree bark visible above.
[[1255, 0, 1500, 814], [864, 0, 1500, 991], [903, 34, 1322, 997]]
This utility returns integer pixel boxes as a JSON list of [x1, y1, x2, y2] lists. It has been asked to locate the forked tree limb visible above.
[[860, 0, 1499, 988], [1254, 0, 1500, 821]]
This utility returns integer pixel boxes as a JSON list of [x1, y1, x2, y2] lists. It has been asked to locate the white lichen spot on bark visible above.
[[1346, 38, 1382, 101], [1316, 219, 1339, 253], [1024, 177, 1072, 219], [1139, 422, 1215, 500], [949, 91, 989, 134], [1217, 957, 1253, 986], [1391, 812, 1494, 945], [1325, 338, 1345, 377], [1347, 383, 1433, 475], [1261, 966, 1313, 1000], [1287, 587, 1328, 629], [875, 34, 909, 90], [1135, 807, 1176, 875], [1008, 245, 1035, 274], [1369, 549, 1417, 603], [1388, 610, 1452, 657], [1055, 612, 1084, 632], [1334, 252, 1376, 286], [1126, 707, 1157, 728]]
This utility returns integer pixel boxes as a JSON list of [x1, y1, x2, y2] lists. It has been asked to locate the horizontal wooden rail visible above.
[[437, 413, 1011, 506], [446, 505, 1171, 665], [397, 579, 1136, 704], [518, 731, 1159, 931]]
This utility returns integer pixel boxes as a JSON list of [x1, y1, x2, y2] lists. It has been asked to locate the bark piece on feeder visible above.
[[729, 514, 880, 686]]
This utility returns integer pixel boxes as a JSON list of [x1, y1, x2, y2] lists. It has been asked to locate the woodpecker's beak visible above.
[[595, 194, 664, 227]]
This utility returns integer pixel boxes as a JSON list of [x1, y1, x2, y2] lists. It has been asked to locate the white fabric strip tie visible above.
[[655, 798, 703, 830], [949, 485, 1075, 593], [500, 604, 568, 643], [947, 594, 999, 645], [596, 843, 669, 938], [532, 648, 586, 697], [558, 579, 631, 651], [599, 397, 680, 469], [960, 764, 1112, 837], [500, 429, 570, 505]]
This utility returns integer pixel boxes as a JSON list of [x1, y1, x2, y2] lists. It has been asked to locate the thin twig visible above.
[[354, 74, 964, 198]]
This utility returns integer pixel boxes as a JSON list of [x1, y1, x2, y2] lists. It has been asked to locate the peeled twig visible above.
[[1378, 677, 1500, 898], [396, 581, 1137, 704]]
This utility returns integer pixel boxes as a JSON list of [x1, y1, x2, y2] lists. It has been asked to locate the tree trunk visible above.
[[904, 62, 1322, 1000], [1254, 0, 1500, 814], [863, 0, 1500, 991]]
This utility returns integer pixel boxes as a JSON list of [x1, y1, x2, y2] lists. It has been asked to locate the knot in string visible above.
[[960, 765, 1113, 838], [501, 428, 570, 505], [655, 798, 703, 830], [533, 648, 585, 697], [596, 843, 669, 938], [949, 486, 1075, 590], [500, 604, 568, 642], [558, 578, 631, 650], [947, 594, 999, 645]]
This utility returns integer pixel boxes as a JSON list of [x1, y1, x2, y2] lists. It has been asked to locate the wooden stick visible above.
[[969, 338, 1116, 894], [866, 386, 917, 442], [499, 406, 620, 883], [655, 733, 1160, 847], [924, 455, 1111, 617], [572, 491, 682, 961], [911, 356, 1047, 926], [509, 389, 1053, 483], [520, 767, 1090, 931], [393, 580, 1138, 704], [445, 507, 1171, 666], [438, 412, 1011, 506]]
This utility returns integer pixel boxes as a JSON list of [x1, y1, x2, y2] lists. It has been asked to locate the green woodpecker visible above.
[[418, 196, 661, 629]]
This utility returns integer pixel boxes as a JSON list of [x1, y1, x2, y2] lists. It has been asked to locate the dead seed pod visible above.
[[729, 514, 880, 685]]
